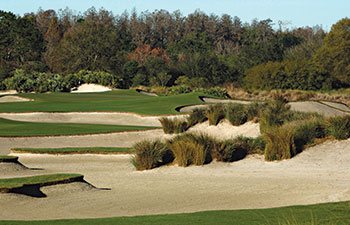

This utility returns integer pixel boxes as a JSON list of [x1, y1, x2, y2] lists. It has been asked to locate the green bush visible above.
[[213, 140, 247, 162], [233, 136, 266, 155], [159, 117, 188, 134], [263, 126, 296, 161], [213, 136, 265, 161], [246, 103, 264, 121], [167, 85, 192, 95], [327, 116, 350, 140], [206, 104, 225, 126], [167, 133, 214, 167], [293, 118, 326, 151], [195, 87, 228, 98], [225, 104, 248, 126], [4, 69, 65, 93], [187, 108, 207, 127], [132, 139, 173, 170]]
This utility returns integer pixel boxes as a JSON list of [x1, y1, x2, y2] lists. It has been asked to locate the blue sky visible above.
[[1, 0, 349, 30]]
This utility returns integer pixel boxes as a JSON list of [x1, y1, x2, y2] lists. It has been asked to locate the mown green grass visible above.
[[0, 155, 18, 162], [0, 90, 205, 115], [0, 201, 350, 224], [0, 155, 17, 160], [0, 118, 157, 136], [0, 174, 82, 189], [11, 147, 131, 154]]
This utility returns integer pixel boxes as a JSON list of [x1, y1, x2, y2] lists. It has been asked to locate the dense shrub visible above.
[[159, 117, 188, 134], [225, 104, 248, 126], [246, 103, 264, 121], [327, 116, 350, 140], [214, 140, 246, 162], [264, 126, 296, 161], [187, 108, 207, 127], [75, 70, 124, 88], [3, 69, 65, 92], [213, 136, 265, 162], [166, 85, 192, 95], [132, 139, 174, 170], [167, 133, 214, 167], [3, 69, 124, 93], [206, 104, 225, 125], [234, 136, 266, 155], [244, 60, 335, 91], [293, 118, 326, 151], [195, 87, 228, 98]]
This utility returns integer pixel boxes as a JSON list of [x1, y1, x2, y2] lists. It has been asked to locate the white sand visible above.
[[188, 120, 260, 140], [0, 96, 32, 103], [0, 112, 163, 127], [1, 139, 350, 220], [0, 112, 188, 127], [0, 90, 17, 96], [0, 129, 167, 155], [71, 84, 112, 93]]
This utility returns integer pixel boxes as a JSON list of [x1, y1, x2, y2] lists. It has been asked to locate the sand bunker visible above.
[[0, 96, 32, 103], [0, 129, 167, 155], [1, 139, 350, 220], [0, 112, 187, 127], [71, 84, 112, 93], [188, 120, 260, 140], [289, 101, 348, 116], [0, 112, 163, 127], [0, 90, 17, 96], [0, 162, 28, 173], [179, 97, 350, 116]]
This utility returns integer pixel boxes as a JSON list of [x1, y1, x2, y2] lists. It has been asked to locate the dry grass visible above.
[[159, 117, 188, 134], [206, 104, 224, 126], [263, 125, 296, 161], [132, 139, 173, 170], [187, 108, 207, 127], [167, 133, 214, 167]]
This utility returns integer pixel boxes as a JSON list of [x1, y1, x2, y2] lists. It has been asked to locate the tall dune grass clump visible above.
[[187, 107, 207, 127], [206, 104, 224, 125], [225, 103, 248, 126], [260, 93, 291, 133], [159, 117, 188, 134], [167, 133, 214, 167], [263, 126, 296, 161], [132, 139, 173, 170], [327, 115, 350, 140]]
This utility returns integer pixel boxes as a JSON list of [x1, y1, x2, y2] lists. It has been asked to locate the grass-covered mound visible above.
[[0, 155, 18, 163], [11, 147, 131, 154], [0, 90, 206, 115], [0, 174, 84, 193], [1, 201, 350, 224], [0, 118, 157, 136]]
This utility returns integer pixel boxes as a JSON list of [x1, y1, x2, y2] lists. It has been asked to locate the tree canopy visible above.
[[0, 8, 347, 92]]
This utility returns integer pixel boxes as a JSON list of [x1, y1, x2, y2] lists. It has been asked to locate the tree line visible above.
[[0, 7, 349, 92]]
